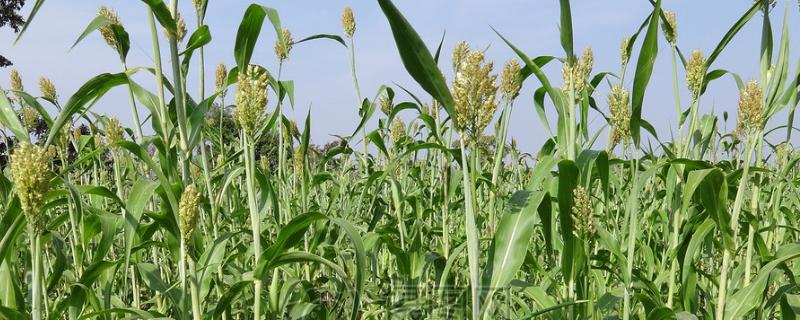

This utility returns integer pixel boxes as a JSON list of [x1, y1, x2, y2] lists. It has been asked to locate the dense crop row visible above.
[[1, 0, 800, 319]]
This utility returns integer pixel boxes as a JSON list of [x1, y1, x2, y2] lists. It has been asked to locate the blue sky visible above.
[[1, 1, 798, 153]]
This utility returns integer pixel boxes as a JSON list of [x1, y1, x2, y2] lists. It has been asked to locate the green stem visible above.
[[666, 169, 682, 308], [488, 100, 513, 233], [122, 61, 144, 143], [347, 36, 368, 176], [197, 10, 205, 101], [112, 150, 132, 299], [147, 9, 170, 143], [31, 232, 42, 320], [243, 133, 263, 319], [670, 48, 683, 154], [623, 148, 639, 320], [716, 133, 756, 320], [168, 0, 191, 183], [566, 86, 577, 161], [189, 255, 201, 320], [743, 137, 763, 285], [459, 137, 481, 320]]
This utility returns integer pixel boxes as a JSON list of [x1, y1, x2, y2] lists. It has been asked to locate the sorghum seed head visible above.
[[178, 18, 187, 43], [736, 80, 764, 135], [452, 41, 470, 74], [93, 132, 106, 150], [756, 0, 777, 10], [59, 124, 72, 149], [216, 64, 228, 95], [453, 49, 499, 137], [9, 69, 24, 104], [621, 37, 631, 66], [776, 142, 791, 168], [582, 47, 594, 74], [342, 7, 356, 38], [72, 127, 82, 144], [431, 101, 439, 119], [686, 49, 706, 98], [105, 117, 124, 146], [9, 68, 23, 91], [21, 106, 39, 131], [190, 164, 201, 179], [500, 58, 522, 100], [234, 65, 269, 136], [11, 143, 52, 235], [289, 121, 300, 140], [46, 145, 57, 158], [562, 47, 593, 93], [571, 186, 594, 237], [608, 85, 632, 146], [274, 28, 294, 61], [281, 121, 295, 145], [179, 185, 201, 244], [379, 94, 393, 115], [662, 10, 678, 46], [192, 0, 203, 12], [766, 64, 776, 83], [98, 6, 122, 50], [38, 77, 57, 101], [609, 130, 621, 149], [421, 103, 430, 116], [390, 118, 406, 145], [167, 13, 188, 42], [293, 148, 304, 175]]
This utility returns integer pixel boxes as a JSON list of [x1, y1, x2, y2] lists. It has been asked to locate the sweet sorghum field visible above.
[[1, 0, 800, 319]]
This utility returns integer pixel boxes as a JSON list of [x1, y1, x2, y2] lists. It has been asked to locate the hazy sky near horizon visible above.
[[1, 1, 798, 153]]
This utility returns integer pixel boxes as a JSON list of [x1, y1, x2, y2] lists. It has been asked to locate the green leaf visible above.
[[17, 91, 53, 126], [137, 262, 183, 316], [45, 72, 129, 147], [123, 180, 159, 278], [181, 25, 212, 55], [77, 308, 157, 320], [0, 201, 24, 267], [0, 305, 28, 320], [279, 80, 295, 109], [70, 15, 114, 51], [127, 78, 164, 137], [14, 0, 46, 44], [683, 168, 732, 251], [0, 85, 28, 143], [141, 0, 177, 34], [234, 4, 282, 68], [109, 24, 131, 61], [213, 281, 250, 319], [366, 130, 389, 158], [706, 1, 760, 68], [377, 0, 456, 119], [558, 0, 574, 60], [197, 233, 235, 301], [557, 160, 580, 283], [69, 15, 130, 61], [493, 28, 565, 128], [481, 190, 548, 307], [725, 244, 800, 319], [300, 110, 311, 159], [329, 218, 367, 320], [294, 34, 346, 47], [630, 0, 660, 146]]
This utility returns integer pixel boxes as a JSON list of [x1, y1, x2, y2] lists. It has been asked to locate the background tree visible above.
[[0, 0, 26, 67]]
